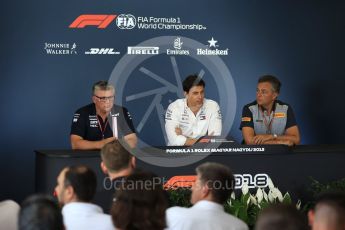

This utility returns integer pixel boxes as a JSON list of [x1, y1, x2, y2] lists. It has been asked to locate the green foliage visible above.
[[309, 177, 345, 196], [302, 177, 345, 212], [223, 189, 296, 228], [167, 188, 192, 208]]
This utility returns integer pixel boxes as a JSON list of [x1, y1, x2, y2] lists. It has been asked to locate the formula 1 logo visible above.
[[69, 15, 117, 29]]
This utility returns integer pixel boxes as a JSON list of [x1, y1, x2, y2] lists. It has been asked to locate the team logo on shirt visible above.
[[127, 111, 133, 120], [241, 117, 251, 122], [89, 115, 98, 128], [274, 113, 286, 118], [199, 115, 206, 120], [73, 113, 80, 122], [181, 113, 189, 121], [165, 109, 172, 120], [217, 109, 222, 120]]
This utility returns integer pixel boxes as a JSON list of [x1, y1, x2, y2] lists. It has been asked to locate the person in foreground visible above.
[[240, 75, 300, 146], [111, 169, 168, 230], [55, 165, 114, 230], [18, 194, 64, 230], [166, 162, 248, 230], [255, 203, 308, 230], [308, 191, 345, 230], [0, 200, 19, 230], [97, 141, 135, 213], [165, 74, 222, 146], [70, 80, 137, 150]]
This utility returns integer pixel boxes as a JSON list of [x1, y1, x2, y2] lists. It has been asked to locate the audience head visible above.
[[55, 165, 97, 205], [255, 203, 307, 230], [111, 169, 168, 230], [0, 200, 20, 230], [308, 191, 345, 230], [191, 162, 234, 205], [100, 141, 135, 176], [18, 194, 64, 230]]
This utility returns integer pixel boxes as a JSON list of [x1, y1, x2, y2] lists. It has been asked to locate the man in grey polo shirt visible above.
[[240, 75, 300, 146]]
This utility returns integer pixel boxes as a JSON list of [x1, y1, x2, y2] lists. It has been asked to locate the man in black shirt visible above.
[[70, 81, 137, 149]]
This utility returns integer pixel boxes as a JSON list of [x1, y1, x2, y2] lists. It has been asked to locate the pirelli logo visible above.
[[127, 46, 159, 55], [274, 113, 286, 118], [241, 117, 251, 122]]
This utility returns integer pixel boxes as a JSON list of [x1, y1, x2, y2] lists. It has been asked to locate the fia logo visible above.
[[116, 14, 136, 29]]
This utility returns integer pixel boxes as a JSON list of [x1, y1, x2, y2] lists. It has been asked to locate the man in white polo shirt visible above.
[[166, 162, 248, 230], [55, 165, 114, 230], [165, 74, 222, 146]]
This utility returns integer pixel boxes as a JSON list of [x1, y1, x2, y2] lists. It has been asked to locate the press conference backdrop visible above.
[[1, 0, 344, 201]]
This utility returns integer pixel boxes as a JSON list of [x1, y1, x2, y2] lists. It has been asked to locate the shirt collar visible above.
[[191, 200, 224, 211], [183, 99, 205, 114], [258, 100, 278, 115], [62, 202, 103, 215]]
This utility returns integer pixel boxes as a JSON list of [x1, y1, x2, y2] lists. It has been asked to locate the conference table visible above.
[[35, 143, 345, 211]]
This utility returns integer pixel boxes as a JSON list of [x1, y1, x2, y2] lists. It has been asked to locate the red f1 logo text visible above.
[[69, 15, 117, 29]]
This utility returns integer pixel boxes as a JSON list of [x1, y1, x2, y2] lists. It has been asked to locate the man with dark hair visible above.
[[111, 169, 168, 230], [55, 165, 114, 230], [166, 162, 248, 230], [308, 191, 345, 230], [256, 203, 308, 230], [70, 80, 137, 150], [18, 194, 64, 230], [97, 141, 135, 212], [165, 74, 222, 146], [240, 75, 300, 146]]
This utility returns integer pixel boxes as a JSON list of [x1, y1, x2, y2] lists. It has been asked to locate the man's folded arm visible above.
[[243, 126, 300, 146], [165, 120, 187, 146], [274, 125, 300, 145], [70, 134, 115, 150], [242, 127, 256, 145], [123, 133, 137, 149]]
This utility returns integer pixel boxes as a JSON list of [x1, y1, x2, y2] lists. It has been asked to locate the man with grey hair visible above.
[[70, 80, 137, 150], [166, 162, 248, 230], [240, 75, 300, 146]]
